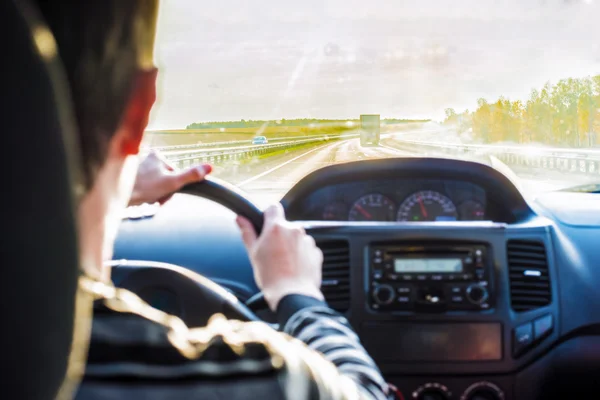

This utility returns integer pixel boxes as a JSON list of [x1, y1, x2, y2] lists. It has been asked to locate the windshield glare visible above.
[[144, 0, 600, 204]]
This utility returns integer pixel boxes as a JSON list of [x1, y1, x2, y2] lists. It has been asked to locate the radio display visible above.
[[394, 258, 462, 273]]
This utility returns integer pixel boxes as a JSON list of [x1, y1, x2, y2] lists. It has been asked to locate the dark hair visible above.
[[34, 0, 159, 189]]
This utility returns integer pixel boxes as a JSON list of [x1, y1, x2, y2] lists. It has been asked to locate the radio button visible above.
[[513, 322, 533, 357], [451, 295, 464, 303], [424, 294, 442, 304], [397, 287, 411, 294], [373, 285, 395, 305], [417, 275, 427, 281], [451, 286, 462, 294], [373, 257, 383, 264], [388, 273, 399, 281], [397, 296, 411, 303], [401, 275, 413, 281], [431, 275, 443, 281], [373, 270, 383, 280], [534, 314, 553, 341], [466, 284, 489, 305], [464, 256, 473, 265], [374, 249, 382, 257], [475, 249, 484, 265]]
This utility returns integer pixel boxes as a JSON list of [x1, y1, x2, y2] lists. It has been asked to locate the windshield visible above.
[[145, 0, 600, 205]]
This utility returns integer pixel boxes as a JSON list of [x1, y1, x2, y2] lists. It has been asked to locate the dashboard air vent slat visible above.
[[318, 240, 350, 312], [507, 239, 551, 312]]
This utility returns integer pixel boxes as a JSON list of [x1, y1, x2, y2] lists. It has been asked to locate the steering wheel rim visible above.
[[110, 259, 263, 325], [245, 292, 269, 313], [180, 176, 264, 234], [178, 176, 269, 314]]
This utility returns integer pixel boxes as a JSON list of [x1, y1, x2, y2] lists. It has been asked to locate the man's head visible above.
[[35, 0, 160, 279]]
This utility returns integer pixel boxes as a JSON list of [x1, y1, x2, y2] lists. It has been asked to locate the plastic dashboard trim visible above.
[[281, 157, 535, 223], [302, 221, 560, 376]]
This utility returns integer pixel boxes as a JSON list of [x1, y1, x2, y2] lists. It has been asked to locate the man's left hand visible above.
[[129, 151, 212, 206]]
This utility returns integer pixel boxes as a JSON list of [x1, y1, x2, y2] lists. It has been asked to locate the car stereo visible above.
[[369, 243, 493, 312]]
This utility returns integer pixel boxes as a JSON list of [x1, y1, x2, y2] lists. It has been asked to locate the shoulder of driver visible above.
[[75, 296, 361, 400]]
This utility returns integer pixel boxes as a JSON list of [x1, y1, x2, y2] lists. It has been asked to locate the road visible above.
[[380, 134, 590, 198], [206, 131, 595, 208], [208, 136, 410, 206]]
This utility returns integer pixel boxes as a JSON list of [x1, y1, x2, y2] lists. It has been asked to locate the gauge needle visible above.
[[418, 196, 428, 218], [355, 204, 373, 219]]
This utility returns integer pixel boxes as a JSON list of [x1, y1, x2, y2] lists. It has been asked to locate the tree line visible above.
[[186, 118, 429, 130], [444, 75, 600, 147]]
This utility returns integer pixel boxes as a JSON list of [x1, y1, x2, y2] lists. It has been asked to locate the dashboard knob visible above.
[[466, 284, 489, 305], [470, 394, 497, 400], [420, 391, 447, 400], [414, 383, 451, 400], [373, 284, 395, 305], [460, 381, 504, 400]]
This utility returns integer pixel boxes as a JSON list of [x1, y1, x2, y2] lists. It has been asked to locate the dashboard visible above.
[[295, 178, 486, 222], [113, 157, 600, 400]]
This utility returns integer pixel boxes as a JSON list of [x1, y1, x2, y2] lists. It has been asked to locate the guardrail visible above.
[[390, 139, 600, 177], [142, 123, 426, 153], [144, 139, 249, 152], [143, 134, 341, 153], [159, 134, 358, 168]]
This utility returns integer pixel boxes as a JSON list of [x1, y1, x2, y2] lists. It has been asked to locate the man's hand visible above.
[[236, 203, 324, 311], [129, 151, 212, 207]]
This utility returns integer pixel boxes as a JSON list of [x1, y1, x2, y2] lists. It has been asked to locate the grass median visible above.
[[208, 138, 340, 183], [250, 139, 330, 161]]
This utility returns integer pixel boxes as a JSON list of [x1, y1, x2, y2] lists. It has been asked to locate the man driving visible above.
[[35, 1, 392, 399]]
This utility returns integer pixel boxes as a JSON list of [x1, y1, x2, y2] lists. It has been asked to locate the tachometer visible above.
[[458, 200, 485, 221], [397, 190, 457, 222], [322, 202, 348, 220], [348, 194, 395, 221]]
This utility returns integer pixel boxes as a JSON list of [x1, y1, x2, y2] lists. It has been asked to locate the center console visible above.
[[390, 377, 510, 400], [311, 222, 558, 400], [349, 236, 515, 400]]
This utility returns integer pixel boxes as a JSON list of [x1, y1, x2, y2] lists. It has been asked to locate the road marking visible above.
[[379, 143, 416, 156], [235, 134, 421, 189], [236, 142, 337, 188]]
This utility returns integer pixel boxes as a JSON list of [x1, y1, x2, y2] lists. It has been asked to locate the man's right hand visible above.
[[129, 151, 211, 207], [236, 203, 324, 311]]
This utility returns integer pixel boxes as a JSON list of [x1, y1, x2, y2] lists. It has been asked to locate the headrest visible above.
[[0, 0, 85, 398]]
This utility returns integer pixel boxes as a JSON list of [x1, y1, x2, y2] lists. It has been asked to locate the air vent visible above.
[[507, 239, 551, 312], [318, 240, 350, 312]]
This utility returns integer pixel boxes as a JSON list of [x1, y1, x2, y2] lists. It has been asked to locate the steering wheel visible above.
[[116, 177, 270, 325], [179, 176, 265, 234], [178, 177, 270, 315]]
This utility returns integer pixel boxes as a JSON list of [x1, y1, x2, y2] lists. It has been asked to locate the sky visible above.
[[146, 0, 600, 130]]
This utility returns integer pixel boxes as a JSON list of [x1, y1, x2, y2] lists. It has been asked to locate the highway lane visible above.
[[206, 132, 596, 208], [380, 135, 595, 197], [210, 137, 411, 207]]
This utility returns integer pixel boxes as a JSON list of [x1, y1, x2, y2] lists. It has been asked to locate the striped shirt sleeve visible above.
[[277, 295, 391, 400]]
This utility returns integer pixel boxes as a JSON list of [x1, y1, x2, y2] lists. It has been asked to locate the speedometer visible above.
[[348, 194, 395, 221], [397, 190, 458, 222]]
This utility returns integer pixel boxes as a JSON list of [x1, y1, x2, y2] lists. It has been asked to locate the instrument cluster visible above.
[[300, 179, 487, 222]]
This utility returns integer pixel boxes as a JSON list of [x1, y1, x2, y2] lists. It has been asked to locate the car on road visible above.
[[251, 136, 268, 145], [360, 114, 380, 147]]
